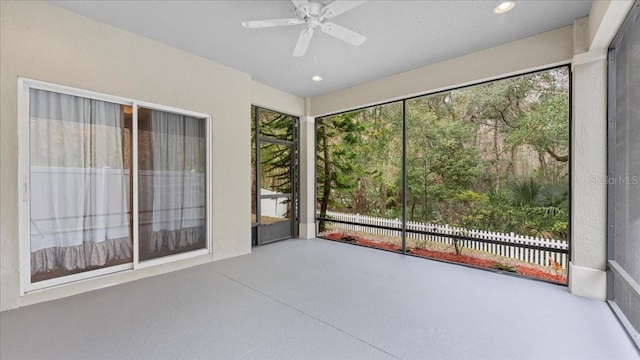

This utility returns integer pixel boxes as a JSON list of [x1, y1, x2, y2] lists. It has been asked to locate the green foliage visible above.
[[508, 179, 546, 207], [405, 96, 482, 223], [544, 182, 569, 208], [478, 179, 569, 239], [506, 71, 569, 161], [449, 190, 491, 231], [494, 263, 517, 272], [316, 67, 569, 240], [317, 103, 404, 222], [453, 190, 490, 203], [317, 111, 364, 208], [257, 109, 295, 194]]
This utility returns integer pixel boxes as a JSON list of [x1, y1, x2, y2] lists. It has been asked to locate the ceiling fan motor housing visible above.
[[295, 2, 326, 26]]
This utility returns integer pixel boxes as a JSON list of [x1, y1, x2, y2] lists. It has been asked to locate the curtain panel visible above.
[[138, 109, 206, 260], [29, 89, 132, 279]]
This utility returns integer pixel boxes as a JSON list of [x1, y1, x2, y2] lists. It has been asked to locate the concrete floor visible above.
[[1, 238, 638, 360]]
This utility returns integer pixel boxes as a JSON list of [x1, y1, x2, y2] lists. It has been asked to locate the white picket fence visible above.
[[323, 211, 568, 269]]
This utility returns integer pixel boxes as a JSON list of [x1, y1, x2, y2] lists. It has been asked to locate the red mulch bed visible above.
[[515, 265, 565, 283], [322, 232, 566, 284]]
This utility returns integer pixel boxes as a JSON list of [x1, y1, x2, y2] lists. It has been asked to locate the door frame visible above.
[[252, 106, 299, 246]]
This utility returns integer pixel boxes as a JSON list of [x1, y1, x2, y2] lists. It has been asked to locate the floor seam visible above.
[[230, 316, 305, 360], [214, 269, 401, 360]]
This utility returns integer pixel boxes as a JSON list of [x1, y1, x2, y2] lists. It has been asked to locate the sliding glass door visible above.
[[21, 80, 211, 292]]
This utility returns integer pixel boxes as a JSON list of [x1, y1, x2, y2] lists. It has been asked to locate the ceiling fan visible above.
[[241, 0, 369, 57]]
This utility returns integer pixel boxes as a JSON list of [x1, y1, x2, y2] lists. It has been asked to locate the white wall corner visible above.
[[299, 116, 316, 239], [572, 17, 607, 67], [588, 0, 635, 51], [573, 1, 633, 68], [250, 80, 305, 116], [300, 115, 314, 124], [305, 97, 312, 117], [572, 48, 608, 68], [573, 17, 590, 55], [569, 262, 607, 300]]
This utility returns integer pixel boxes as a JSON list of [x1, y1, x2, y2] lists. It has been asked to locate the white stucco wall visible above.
[[299, 113, 316, 239], [310, 26, 574, 117], [251, 81, 305, 117], [570, 59, 608, 300], [0, 1, 259, 311]]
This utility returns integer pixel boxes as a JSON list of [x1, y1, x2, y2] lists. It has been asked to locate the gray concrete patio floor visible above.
[[1, 238, 638, 359]]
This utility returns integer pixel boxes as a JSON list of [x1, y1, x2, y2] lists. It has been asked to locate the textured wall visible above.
[[251, 81, 305, 117], [299, 116, 316, 239], [572, 60, 608, 272], [310, 26, 574, 117], [568, 59, 608, 300]]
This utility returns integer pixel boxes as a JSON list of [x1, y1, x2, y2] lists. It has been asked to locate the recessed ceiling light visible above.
[[494, 1, 515, 14], [312, 75, 323, 82]]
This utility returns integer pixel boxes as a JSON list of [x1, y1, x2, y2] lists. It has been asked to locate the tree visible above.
[[406, 95, 481, 223], [355, 103, 403, 217], [316, 111, 365, 231], [315, 67, 569, 242], [506, 70, 569, 181], [252, 107, 296, 221]]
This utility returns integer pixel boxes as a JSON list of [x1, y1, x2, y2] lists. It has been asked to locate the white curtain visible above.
[[145, 110, 205, 256], [29, 89, 131, 278]]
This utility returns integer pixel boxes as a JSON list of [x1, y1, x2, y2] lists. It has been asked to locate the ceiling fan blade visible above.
[[293, 28, 314, 57], [242, 18, 304, 29], [320, 22, 366, 46], [321, 0, 369, 19], [291, 0, 310, 7], [292, 0, 311, 16]]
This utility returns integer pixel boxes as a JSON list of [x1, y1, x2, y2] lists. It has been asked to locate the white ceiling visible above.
[[49, 0, 592, 98]]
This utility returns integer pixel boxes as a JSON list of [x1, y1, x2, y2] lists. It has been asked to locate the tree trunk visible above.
[[538, 151, 547, 177], [379, 181, 387, 214], [319, 124, 331, 232], [410, 201, 416, 221], [546, 147, 569, 162]]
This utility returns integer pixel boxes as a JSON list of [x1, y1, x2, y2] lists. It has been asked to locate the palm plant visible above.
[[508, 179, 546, 207]]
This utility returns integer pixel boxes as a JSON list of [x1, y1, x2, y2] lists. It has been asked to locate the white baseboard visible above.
[[569, 262, 607, 301]]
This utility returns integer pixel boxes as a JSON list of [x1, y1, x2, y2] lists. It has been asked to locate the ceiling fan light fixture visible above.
[[312, 75, 323, 82], [494, 1, 515, 14], [241, 0, 369, 57]]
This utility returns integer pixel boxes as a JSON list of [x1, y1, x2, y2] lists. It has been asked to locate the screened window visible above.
[[317, 67, 570, 284], [608, 1, 640, 346]]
